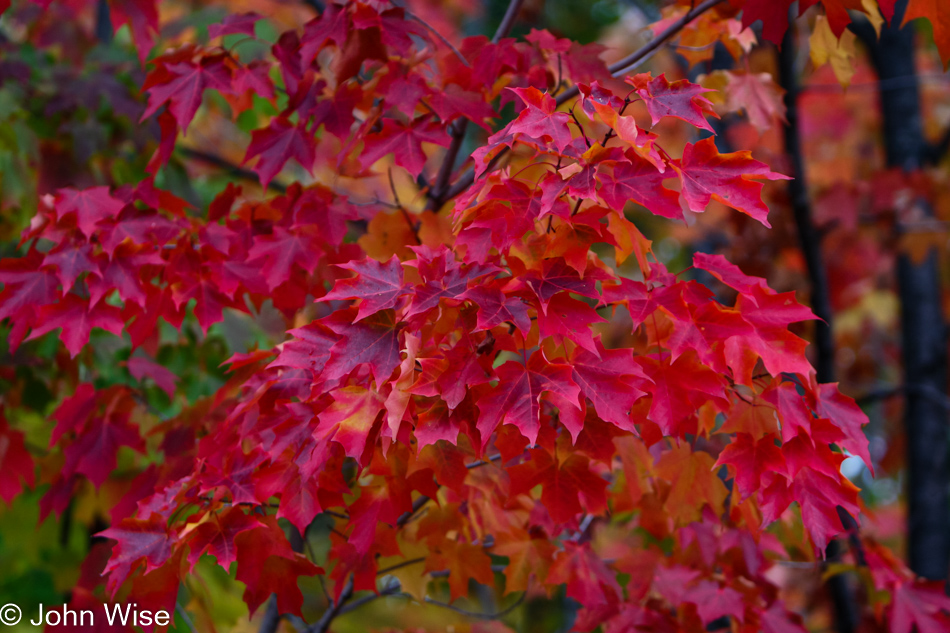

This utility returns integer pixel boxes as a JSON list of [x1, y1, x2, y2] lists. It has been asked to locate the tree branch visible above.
[[307, 576, 354, 633], [427, 121, 468, 210], [257, 596, 282, 633], [302, 0, 325, 14], [925, 122, 950, 166], [492, 0, 525, 43], [424, 592, 525, 620], [406, 10, 469, 67], [336, 582, 405, 616], [856, 383, 950, 410], [426, 0, 525, 211], [175, 605, 199, 633], [396, 494, 431, 526], [180, 147, 288, 193], [554, 0, 726, 107], [778, 19, 860, 633], [95, 0, 113, 43], [433, 0, 725, 208]]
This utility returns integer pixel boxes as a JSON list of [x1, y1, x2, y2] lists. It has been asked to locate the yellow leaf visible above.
[[655, 443, 729, 525], [810, 15, 857, 89], [860, 0, 884, 36], [379, 536, 430, 601]]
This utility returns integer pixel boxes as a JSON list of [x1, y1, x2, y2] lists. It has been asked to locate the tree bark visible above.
[[859, 0, 950, 582], [779, 23, 858, 633]]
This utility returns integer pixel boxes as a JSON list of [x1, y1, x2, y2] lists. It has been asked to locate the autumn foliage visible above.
[[0, 0, 949, 632]]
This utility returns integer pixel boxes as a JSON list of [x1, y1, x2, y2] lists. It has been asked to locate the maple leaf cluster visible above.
[[0, 1, 947, 632]]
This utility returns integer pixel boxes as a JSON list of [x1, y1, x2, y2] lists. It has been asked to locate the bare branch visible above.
[[396, 494, 431, 527], [427, 121, 469, 210], [377, 557, 426, 576], [555, 0, 727, 106], [257, 596, 281, 633], [307, 575, 355, 633], [424, 592, 526, 620], [176, 605, 199, 633], [303, 0, 325, 14], [180, 147, 288, 193], [406, 10, 470, 67], [492, 0, 526, 43], [336, 582, 406, 616]]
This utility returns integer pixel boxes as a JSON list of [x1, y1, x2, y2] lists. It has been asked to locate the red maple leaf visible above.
[[99, 513, 177, 594], [890, 580, 950, 633], [815, 382, 873, 472], [315, 386, 384, 460], [208, 12, 261, 39], [568, 341, 649, 434], [0, 409, 34, 503], [359, 117, 450, 177], [127, 356, 179, 399], [791, 467, 861, 552], [504, 86, 574, 153], [321, 309, 404, 386], [474, 349, 580, 446], [143, 57, 232, 133], [243, 117, 316, 190], [0, 252, 59, 328], [322, 255, 408, 320], [715, 432, 787, 499], [519, 257, 603, 312], [536, 292, 607, 355], [685, 580, 746, 626], [42, 244, 98, 293], [674, 138, 790, 227], [628, 73, 718, 132], [234, 517, 322, 616], [56, 187, 126, 238], [26, 293, 124, 357], [62, 395, 144, 487], [547, 542, 622, 607], [186, 508, 262, 570], [247, 226, 322, 291], [597, 153, 682, 220], [639, 352, 728, 436], [509, 447, 608, 523]]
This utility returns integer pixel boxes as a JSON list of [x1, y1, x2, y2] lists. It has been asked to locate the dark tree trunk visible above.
[[778, 23, 858, 633], [858, 0, 950, 582]]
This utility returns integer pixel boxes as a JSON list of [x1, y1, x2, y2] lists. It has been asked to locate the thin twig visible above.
[[492, 0, 525, 43], [466, 453, 502, 469], [377, 557, 426, 576], [180, 147, 288, 193], [569, 107, 591, 148], [427, 0, 525, 212], [176, 605, 199, 633], [307, 576, 355, 633], [926, 122, 950, 166], [554, 0, 726, 106], [257, 596, 281, 633], [856, 383, 950, 410], [428, 120, 468, 210], [405, 10, 470, 67], [397, 495, 431, 527], [424, 592, 526, 620], [336, 582, 405, 616], [435, 0, 724, 208]]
